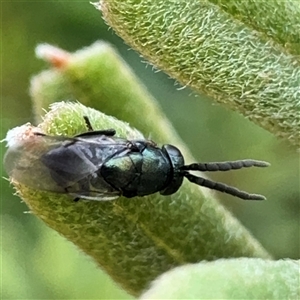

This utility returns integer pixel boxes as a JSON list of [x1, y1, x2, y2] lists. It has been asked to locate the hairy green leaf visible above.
[[141, 258, 300, 299], [5, 43, 271, 296], [97, 0, 300, 148]]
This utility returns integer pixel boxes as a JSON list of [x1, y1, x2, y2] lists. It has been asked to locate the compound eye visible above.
[[162, 144, 184, 164], [160, 144, 185, 196]]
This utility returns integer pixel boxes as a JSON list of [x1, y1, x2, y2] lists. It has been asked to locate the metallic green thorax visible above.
[[101, 142, 184, 198]]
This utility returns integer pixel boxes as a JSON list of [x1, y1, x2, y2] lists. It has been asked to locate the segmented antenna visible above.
[[181, 159, 269, 200], [181, 159, 270, 172]]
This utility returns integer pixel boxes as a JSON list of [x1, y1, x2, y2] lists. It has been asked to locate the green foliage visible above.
[[98, 0, 300, 147], [2, 1, 299, 299], [209, 0, 300, 56], [10, 43, 270, 296], [141, 258, 300, 299]]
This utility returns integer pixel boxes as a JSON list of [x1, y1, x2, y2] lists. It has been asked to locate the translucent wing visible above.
[[4, 132, 68, 192], [4, 127, 129, 200]]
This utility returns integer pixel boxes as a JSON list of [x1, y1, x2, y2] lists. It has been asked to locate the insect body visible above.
[[4, 117, 269, 201]]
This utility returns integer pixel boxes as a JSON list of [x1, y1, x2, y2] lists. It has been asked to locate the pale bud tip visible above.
[[35, 43, 70, 68], [3, 124, 42, 149]]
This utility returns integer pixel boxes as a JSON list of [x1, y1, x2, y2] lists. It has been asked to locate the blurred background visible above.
[[1, 1, 299, 299]]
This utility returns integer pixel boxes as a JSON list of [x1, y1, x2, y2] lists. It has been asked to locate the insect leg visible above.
[[75, 129, 116, 138], [75, 116, 116, 137], [33, 132, 47, 137], [83, 116, 94, 131], [69, 192, 120, 201], [184, 172, 266, 200]]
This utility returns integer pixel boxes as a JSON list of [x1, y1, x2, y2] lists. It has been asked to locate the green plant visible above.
[[4, 0, 299, 298], [97, 0, 300, 148]]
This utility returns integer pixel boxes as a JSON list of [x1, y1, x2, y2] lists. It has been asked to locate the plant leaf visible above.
[[6, 42, 271, 296], [141, 258, 300, 299], [96, 0, 300, 148]]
